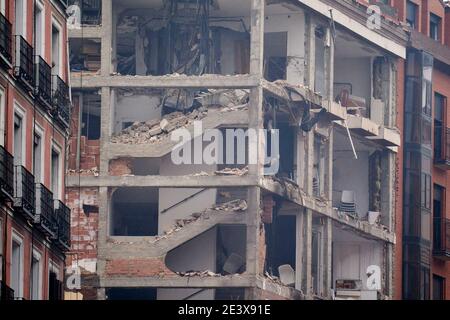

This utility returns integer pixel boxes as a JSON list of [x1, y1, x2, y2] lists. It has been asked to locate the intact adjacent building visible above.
[[391, 0, 450, 300], [0, 0, 71, 300], [66, 0, 408, 300]]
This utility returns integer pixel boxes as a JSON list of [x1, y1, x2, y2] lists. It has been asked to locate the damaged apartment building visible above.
[[65, 0, 406, 300]]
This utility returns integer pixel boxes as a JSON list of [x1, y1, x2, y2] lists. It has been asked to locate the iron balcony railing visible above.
[[52, 75, 70, 128], [434, 127, 450, 169], [35, 56, 52, 110], [35, 183, 56, 237], [14, 35, 34, 91], [0, 280, 14, 300], [54, 199, 71, 250], [433, 217, 450, 261], [0, 145, 14, 200], [14, 165, 35, 220], [0, 12, 12, 68]]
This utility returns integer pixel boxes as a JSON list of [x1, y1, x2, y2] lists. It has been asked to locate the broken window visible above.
[[114, 0, 251, 76], [264, 32, 287, 82], [69, 0, 102, 26], [110, 187, 159, 236], [69, 38, 101, 72], [81, 92, 101, 140], [314, 26, 326, 96]]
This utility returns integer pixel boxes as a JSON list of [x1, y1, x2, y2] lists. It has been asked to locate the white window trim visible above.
[[33, 125, 45, 184], [51, 142, 63, 200], [35, 0, 45, 57], [51, 16, 64, 78], [31, 248, 43, 300], [15, 0, 27, 38], [13, 102, 27, 167], [0, 0, 6, 16], [0, 87, 5, 147], [11, 231, 24, 299]]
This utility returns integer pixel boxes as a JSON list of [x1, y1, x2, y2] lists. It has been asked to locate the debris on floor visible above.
[[213, 199, 248, 211], [215, 167, 249, 176], [67, 168, 100, 176], [176, 270, 222, 277]]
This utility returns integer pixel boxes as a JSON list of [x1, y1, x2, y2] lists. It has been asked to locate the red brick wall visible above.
[[66, 188, 99, 264], [431, 67, 450, 299], [105, 258, 175, 277]]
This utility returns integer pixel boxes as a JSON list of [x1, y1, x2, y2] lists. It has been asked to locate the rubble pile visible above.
[[111, 107, 208, 144], [67, 168, 100, 176], [213, 199, 248, 212], [215, 167, 249, 177], [176, 270, 221, 277]]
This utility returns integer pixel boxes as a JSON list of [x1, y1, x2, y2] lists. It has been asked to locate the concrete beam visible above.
[[70, 74, 260, 89], [66, 175, 259, 188], [100, 275, 253, 288], [103, 211, 246, 259], [68, 26, 102, 38], [260, 177, 396, 243]]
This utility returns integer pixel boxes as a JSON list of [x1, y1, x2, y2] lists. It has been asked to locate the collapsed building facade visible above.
[[66, 0, 407, 300]]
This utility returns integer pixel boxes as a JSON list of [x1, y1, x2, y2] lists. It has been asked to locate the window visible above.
[[34, 1, 45, 57], [33, 132, 43, 183], [314, 26, 326, 96], [430, 14, 441, 41], [406, 1, 418, 29], [51, 147, 61, 199], [11, 233, 24, 299], [30, 250, 42, 300], [432, 274, 445, 300], [14, 0, 26, 37], [51, 21, 62, 76], [48, 262, 62, 300], [0, 87, 5, 146], [434, 93, 446, 160], [13, 111, 25, 166], [433, 184, 445, 251]]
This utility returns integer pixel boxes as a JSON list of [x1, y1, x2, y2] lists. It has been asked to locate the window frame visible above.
[[30, 248, 43, 300], [51, 143, 63, 200], [11, 230, 24, 299], [33, 126, 45, 184], [406, 1, 418, 29], [429, 13, 441, 41], [13, 103, 27, 167], [0, 86, 5, 147]]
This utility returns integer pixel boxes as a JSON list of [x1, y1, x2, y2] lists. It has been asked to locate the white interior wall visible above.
[[332, 228, 383, 291], [334, 58, 372, 105], [333, 150, 369, 218], [114, 94, 162, 133], [265, 12, 305, 84]]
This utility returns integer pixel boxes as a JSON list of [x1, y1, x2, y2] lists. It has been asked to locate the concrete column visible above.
[[101, 0, 113, 76], [323, 217, 332, 298], [245, 0, 264, 300], [295, 212, 305, 291], [99, 87, 112, 175], [96, 186, 109, 284]]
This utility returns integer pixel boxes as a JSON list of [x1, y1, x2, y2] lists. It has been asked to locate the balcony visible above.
[[14, 35, 34, 92], [0, 145, 14, 201], [52, 75, 70, 128], [35, 183, 56, 237], [433, 217, 450, 261], [13, 165, 35, 221], [54, 199, 71, 250], [0, 12, 12, 69], [35, 56, 52, 110], [434, 127, 450, 170], [0, 280, 14, 300]]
